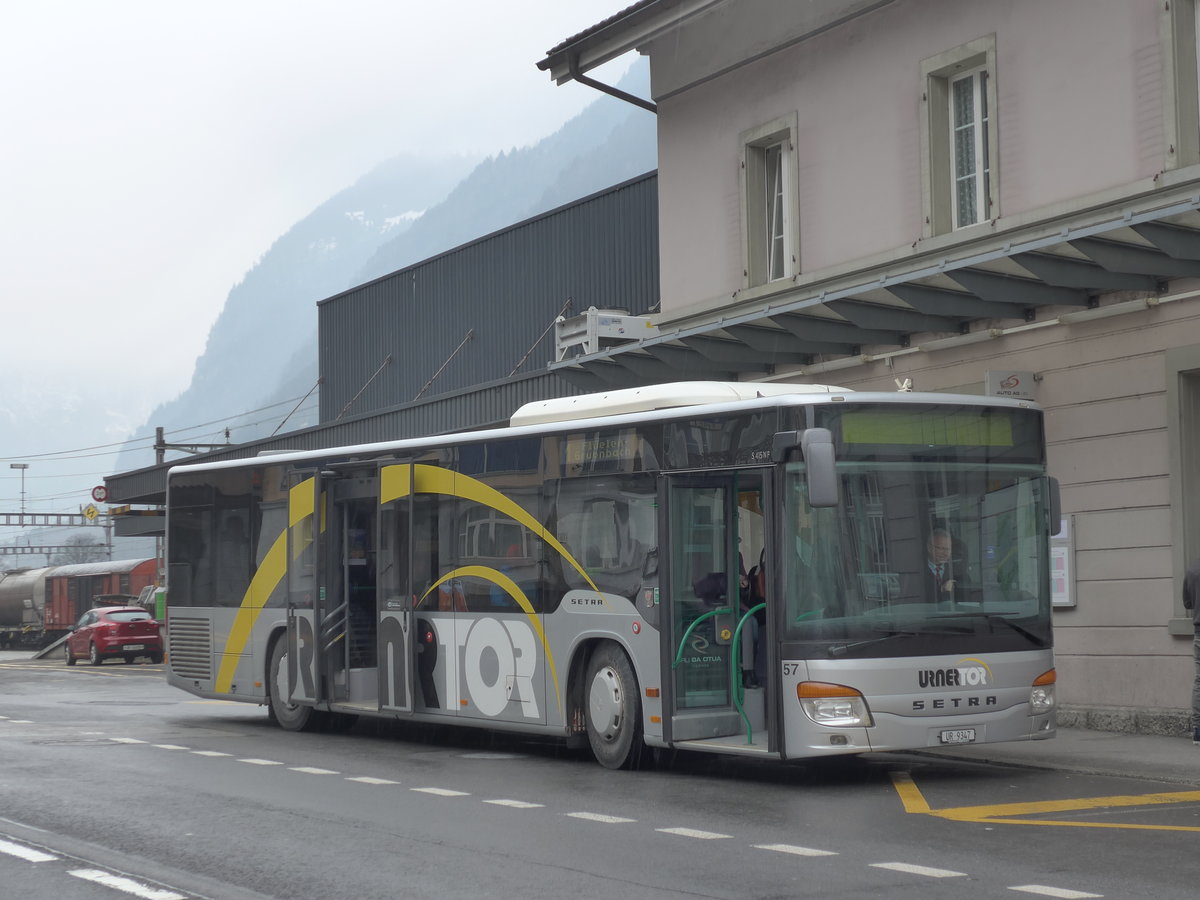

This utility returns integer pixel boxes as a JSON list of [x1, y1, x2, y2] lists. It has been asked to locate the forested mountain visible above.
[[115, 61, 655, 473]]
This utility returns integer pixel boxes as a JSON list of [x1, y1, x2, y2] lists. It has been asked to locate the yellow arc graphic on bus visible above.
[[420, 565, 561, 707], [215, 526, 288, 693], [381, 463, 602, 594], [216, 467, 601, 697], [216, 478, 319, 693]]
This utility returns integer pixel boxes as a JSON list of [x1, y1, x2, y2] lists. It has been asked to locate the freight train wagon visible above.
[[0, 558, 158, 649]]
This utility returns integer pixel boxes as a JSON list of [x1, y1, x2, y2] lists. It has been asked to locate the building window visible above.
[[1163, 0, 1200, 169], [951, 68, 990, 228], [741, 113, 799, 288], [763, 142, 787, 280], [920, 36, 998, 237]]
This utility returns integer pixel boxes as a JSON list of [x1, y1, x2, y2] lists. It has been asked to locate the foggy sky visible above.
[[0, 0, 631, 523]]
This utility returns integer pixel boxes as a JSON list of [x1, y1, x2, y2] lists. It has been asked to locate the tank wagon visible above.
[[0, 558, 158, 649]]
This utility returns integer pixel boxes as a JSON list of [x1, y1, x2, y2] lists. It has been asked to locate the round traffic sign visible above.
[[92, 485, 108, 503]]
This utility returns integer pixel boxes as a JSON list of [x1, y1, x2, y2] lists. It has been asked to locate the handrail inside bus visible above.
[[731, 603, 766, 744], [672, 602, 766, 745], [320, 601, 348, 653], [671, 606, 731, 669]]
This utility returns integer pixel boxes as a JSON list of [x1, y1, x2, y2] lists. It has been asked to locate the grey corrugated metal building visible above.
[[105, 173, 659, 510]]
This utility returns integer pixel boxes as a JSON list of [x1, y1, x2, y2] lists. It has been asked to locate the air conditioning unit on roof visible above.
[[554, 306, 659, 360]]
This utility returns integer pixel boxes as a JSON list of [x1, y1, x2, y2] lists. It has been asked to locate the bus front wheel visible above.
[[584, 642, 644, 770], [267, 636, 324, 732]]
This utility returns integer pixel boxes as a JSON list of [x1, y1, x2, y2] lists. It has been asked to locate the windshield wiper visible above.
[[827, 627, 921, 658], [927, 612, 1045, 644]]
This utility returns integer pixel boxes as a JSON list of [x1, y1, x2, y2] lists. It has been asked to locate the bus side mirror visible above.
[[1048, 476, 1062, 535], [773, 429, 839, 507], [802, 428, 839, 508]]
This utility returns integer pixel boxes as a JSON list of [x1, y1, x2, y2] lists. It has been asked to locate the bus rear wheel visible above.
[[584, 642, 645, 770], [267, 636, 325, 732]]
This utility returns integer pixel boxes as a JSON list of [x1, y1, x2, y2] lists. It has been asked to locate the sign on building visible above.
[[985, 370, 1038, 400]]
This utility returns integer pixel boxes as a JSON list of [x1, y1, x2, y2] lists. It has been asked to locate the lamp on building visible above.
[[9, 463, 29, 520]]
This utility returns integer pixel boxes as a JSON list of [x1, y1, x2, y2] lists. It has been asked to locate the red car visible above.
[[64, 606, 164, 666]]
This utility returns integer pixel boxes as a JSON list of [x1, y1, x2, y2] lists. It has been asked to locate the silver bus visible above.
[[164, 382, 1057, 768]]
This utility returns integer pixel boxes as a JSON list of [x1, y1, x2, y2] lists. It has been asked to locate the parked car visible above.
[[64, 606, 163, 666]]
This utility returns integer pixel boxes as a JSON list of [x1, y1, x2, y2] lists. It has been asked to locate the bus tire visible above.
[[267, 636, 325, 732], [584, 642, 644, 770]]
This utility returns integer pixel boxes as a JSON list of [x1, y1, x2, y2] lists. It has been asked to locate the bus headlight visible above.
[[797, 681, 874, 727], [1030, 668, 1056, 714]]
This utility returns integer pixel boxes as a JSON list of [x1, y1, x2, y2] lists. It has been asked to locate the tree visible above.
[[50, 535, 107, 565]]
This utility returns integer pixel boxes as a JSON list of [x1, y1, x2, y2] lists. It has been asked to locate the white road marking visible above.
[[29, 730, 1109, 900], [754, 843, 839, 857], [656, 827, 732, 840], [566, 812, 637, 824], [1009, 886, 1103, 898], [485, 799, 544, 809], [2, 719, 33, 724], [69, 869, 186, 900], [0, 838, 57, 862], [460, 752, 526, 760], [871, 862, 968, 878]]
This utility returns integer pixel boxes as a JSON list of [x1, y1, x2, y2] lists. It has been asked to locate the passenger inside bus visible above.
[[742, 549, 767, 688], [919, 526, 976, 604]]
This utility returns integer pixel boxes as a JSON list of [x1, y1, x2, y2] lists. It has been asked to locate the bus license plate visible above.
[[939, 728, 976, 744], [122, 644, 144, 651]]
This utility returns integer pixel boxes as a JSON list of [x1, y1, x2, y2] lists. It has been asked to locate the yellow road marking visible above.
[[889, 771, 1200, 832], [889, 772, 932, 814]]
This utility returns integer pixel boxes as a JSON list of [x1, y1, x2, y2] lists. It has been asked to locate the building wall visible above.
[[652, 0, 1164, 315]]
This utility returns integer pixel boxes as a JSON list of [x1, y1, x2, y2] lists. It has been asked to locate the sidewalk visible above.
[[918, 727, 1200, 786]]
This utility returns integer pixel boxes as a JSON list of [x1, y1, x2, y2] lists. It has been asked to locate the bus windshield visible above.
[[781, 458, 1053, 658]]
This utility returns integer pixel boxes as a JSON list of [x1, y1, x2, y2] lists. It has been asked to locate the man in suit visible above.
[[926, 527, 960, 602]]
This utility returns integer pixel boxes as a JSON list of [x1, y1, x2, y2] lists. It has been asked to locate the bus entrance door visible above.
[[328, 475, 381, 707], [666, 471, 768, 745]]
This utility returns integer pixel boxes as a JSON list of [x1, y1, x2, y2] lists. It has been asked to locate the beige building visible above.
[[541, 0, 1200, 733]]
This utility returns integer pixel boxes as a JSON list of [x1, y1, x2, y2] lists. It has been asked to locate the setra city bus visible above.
[[163, 382, 1057, 769]]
